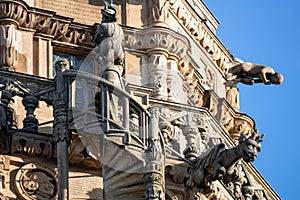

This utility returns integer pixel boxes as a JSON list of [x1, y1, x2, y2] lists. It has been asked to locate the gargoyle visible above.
[[226, 62, 283, 85], [186, 133, 264, 190]]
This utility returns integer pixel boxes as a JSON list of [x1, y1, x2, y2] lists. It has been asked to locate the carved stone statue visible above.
[[93, 3, 125, 122], [186, 132, 264, 190], [94, 2, 125, 88], [226, 62, 284, 85]]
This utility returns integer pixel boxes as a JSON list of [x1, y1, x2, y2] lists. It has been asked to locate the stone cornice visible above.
[[170, 0, 234, 74], [1, 0, 234, 76], [244, 163, 281, 200], [0, 0, 94, 48]]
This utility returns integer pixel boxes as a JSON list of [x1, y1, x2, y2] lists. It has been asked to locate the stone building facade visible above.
[[0, 0, 281, 199]]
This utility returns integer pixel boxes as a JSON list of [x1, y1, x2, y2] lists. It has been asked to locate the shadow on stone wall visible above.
[[86, 188, 103, 200]]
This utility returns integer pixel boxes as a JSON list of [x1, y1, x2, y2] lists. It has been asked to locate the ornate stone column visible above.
[[0, 24, 18, 70], [53, 60, 71, 200], [148, 53, 169, 100], [22, 94, 39, 132], [183, 114, 199, 160], [167, 59, 183, 102], [144, 107, 165, 200]]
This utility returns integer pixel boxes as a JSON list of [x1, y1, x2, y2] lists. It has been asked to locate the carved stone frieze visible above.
[[224, 82, 240, 111], [125, 27, 189, 61], [179, 60, 206, 107], [15, 163, 57, 200], [169, 0, 232, 74], [11, 132, 53, 159], [0, 0, 94, 47]]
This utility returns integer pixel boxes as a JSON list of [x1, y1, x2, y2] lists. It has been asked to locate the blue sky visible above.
[[202, 0, 299, 199]]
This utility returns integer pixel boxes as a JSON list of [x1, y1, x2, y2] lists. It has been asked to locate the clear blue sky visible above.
[[202, 0, 299, 199]]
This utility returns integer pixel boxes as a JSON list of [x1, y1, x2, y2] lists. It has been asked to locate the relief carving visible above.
[[15, 164, 57, 200], [11, 132, 53, 159], [148, 54, 168, 100], [53, 60, 71, 143], [228, 118, 254, 141]]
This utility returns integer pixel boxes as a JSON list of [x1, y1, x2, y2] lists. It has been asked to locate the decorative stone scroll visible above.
[[15, 163, 57, 200]]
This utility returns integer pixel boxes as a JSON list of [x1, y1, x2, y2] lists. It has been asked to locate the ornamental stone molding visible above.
[[0, 0, 233, 75], [169, 0, 233, 73], [11, 132, 54, 159], [125, 27, 190, 61], [14, 163, 57, 200], [0, 0, 94, 47]]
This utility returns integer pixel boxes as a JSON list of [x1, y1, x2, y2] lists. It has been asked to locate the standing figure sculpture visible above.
[[226, 62, 284, 85], [94, 1, 125, 89], [93, 1, 125, 122]]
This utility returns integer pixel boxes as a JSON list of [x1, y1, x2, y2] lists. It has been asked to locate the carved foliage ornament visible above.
[[124, 27, 189, 60], [15, 164, 57, 200]]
